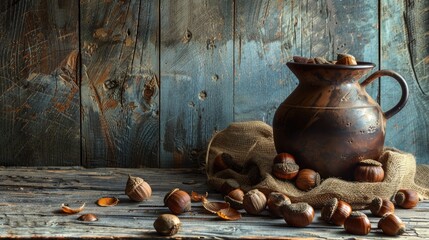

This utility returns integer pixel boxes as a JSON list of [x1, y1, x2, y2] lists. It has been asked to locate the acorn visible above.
[[224, 188, 244, 210], [354, 159, 384, 182], [281, 202, 315, 227], [266, 192, 291, 218], [295, 169, 321, 191], [344, 211, 371, 235], [394, 189, 419, 209], [321, 198, 352, 226], [164, 188, 191, 215], [125, 175, 152, 202], [272, 153, 299, 180], [378, 213, 406, 236], [153, 214, 181, 236], [369, 197, 395, 217], [242, 189, 267, 215]]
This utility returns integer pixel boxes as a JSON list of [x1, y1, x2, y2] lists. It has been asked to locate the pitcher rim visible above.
[[287, 61, 376, 69]]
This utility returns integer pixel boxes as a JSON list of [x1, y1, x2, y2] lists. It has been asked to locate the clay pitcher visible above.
[[272, 62, 408, 180]]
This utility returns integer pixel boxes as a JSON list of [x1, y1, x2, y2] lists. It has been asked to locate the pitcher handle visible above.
[[361, 70, 409, 119]]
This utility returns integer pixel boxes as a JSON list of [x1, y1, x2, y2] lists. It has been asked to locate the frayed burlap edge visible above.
[[205, 121, 429, 209]]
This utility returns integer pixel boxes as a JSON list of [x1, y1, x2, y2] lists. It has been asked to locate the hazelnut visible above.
[[295, 169, 321, 191], [164, 188, 191, 214], [394, 189, 419, 209], [281, 202, 315, 227], [224, 188, 244, 210], [125, 175, 152, 202], [272, 153, 299, 180], [242, 189, 267, 215], [266, 192, 291, 218], [212, 153, 230, 173], [220, 179, 241, 195], [369, 197, 395, 217], [344, 211, 371, 235], [336, 53, 357, 65], [354, 159, 384, 182], [213, 152, 241, 173], [153, 214, 181, 236], [378, 213, 406, 236], [321, 198, 352, 226]]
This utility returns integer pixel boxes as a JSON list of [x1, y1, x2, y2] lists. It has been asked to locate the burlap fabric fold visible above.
[[206, 121, 429, 209]]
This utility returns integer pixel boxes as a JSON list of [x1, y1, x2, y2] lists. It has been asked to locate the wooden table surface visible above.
[[0, 167, 427, 239]]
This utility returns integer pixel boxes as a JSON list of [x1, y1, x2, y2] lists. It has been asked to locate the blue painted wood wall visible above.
[[1, 0, 428, 167]]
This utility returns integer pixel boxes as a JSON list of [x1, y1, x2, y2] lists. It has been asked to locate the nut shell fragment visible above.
[[191, 191, 208, 202], [77, 213, 98, 222], [61, 203, 86, 214], [217, 207, 242, 220], [96, 197, 119, 207], [202, 200, 230, 214]]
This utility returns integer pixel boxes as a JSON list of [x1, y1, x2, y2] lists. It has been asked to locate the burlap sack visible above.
[[206, 121, 429, 209]]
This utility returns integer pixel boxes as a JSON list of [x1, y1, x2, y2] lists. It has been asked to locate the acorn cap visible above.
[[358, 159, 382, 167], [321, 198, 338, 222]]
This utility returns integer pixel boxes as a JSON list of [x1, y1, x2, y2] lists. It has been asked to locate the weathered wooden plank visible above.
[[0, 0, 80, 166], [234, 0, 301, 123], [234, 0, 379, 125], [300, 0, 379, 63], [0, 0, 428, 169], [0, 167, 428, 239], [160, 0, 234, 167], [302, 0, 379, 102], [80, 0, 159, 167], [380, 0, 429, 164]]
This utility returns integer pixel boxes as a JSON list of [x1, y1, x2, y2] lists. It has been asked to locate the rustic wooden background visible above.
[[1, 0, 428, 168]]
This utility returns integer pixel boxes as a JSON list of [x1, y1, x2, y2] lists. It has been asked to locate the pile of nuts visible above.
[[211, 151, 420, 236], [60, 150, 420, 237], [292, 53, 358, 65], [268, 151, 419, 236]]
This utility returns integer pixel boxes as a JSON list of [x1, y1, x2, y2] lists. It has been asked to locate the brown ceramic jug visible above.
[[273, 62, 408, 180]]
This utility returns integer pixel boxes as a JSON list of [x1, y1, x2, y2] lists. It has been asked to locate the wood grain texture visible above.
[[302, 0, 379, 99], [380, 0, 429, 164], [301, 0, 379, 63], [0, 167, 428, 239], [160, 0, 234, 167], [0, 0, 80, 166], [300, 0, 380, 105], [80, 0, 159, 167], [234, 0, 301, 123], [0, 1, 428, 167], [234, 0, 379, 124]]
